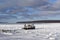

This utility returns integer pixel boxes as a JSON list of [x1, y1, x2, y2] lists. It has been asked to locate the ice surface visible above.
[[0, 23, 60, 40]]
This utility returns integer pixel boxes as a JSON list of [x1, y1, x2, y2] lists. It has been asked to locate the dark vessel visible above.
[[23, 24, 35, 30]]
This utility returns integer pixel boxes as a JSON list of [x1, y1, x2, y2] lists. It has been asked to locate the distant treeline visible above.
[[17, 20, 60, 23]]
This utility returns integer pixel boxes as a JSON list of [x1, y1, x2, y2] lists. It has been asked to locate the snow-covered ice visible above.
[[0, 23, 60, 40]]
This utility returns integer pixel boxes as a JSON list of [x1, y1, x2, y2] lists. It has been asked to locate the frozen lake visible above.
[[0, 23, 60, 40]]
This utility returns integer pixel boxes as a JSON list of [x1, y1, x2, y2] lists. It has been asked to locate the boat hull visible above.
[[23, 27, 35, 30]]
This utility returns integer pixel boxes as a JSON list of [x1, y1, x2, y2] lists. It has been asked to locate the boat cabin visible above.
[[23, 23, 35, 30]]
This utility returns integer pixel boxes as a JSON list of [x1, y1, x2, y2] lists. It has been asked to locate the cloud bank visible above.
[[0, 0, 60, 23]]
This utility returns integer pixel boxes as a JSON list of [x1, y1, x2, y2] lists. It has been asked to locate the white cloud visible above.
[[52, 0, 60, 8], [0, 0, 60, 23], [0, 0, 49, 9]]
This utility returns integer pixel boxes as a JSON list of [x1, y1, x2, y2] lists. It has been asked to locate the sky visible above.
[[0, 0, 60, 23]]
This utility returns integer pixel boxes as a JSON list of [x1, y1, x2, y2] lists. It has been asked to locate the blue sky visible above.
[[49, 0, 56, 3], [0, 0, 60, 23]]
